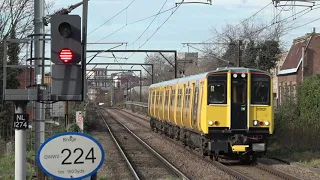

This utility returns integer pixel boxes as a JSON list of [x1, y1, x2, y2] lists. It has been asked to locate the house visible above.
[[17, 68, 35, 120], [270, 52, 287, 107], [277, 28, 320, 104]]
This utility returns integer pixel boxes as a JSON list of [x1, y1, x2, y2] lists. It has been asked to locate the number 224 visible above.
[[61, 147, 96, 165]]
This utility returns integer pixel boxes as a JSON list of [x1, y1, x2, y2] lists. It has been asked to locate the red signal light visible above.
[[59, 48, 73, 63]]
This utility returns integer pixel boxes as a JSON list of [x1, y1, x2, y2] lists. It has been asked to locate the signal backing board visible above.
[[37, 132, 105, 180], [51, 64, 83, 101]]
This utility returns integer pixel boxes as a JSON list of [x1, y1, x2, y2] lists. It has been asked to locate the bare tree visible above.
[[0, 0, 54, 39], [0, 0, 54, 140], [199, 16, 289, 70], [143, 53, 175, 85]]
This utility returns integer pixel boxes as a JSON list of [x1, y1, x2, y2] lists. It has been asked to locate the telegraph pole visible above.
[[82, 0, 89, 102], [238, 40, 242, 67], [34, 0, 45, 179]]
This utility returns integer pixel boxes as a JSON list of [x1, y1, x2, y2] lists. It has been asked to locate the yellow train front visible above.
[[148, 67, 274, 164]]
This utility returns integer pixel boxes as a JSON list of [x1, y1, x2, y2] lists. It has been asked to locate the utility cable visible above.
[[88, 0, 137, 35], [124, 1, 185, 62], [248, 4, 320, 37], [283, 16, 320, 33], [127, 0, 168, 47], [202, 2, 272, 43], [94, 6, 176, 43]]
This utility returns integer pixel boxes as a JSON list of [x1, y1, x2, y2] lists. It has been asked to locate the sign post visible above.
[[37, 132, 104, 179], [13, 101, 29, 180]]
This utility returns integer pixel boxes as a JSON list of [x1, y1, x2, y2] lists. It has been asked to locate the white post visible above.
[[14, 101, 27, 180], [302, 46, 305, 82]]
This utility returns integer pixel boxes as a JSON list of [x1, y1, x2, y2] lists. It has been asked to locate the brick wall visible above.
[[17, 69, 35, 120], [306, 36, 320, 76]]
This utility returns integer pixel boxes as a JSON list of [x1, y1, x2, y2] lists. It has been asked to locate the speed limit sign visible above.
[[37, 132, 105, 179]]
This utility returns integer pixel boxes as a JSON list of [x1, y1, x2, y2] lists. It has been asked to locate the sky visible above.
[[47, 0, 320, 74]]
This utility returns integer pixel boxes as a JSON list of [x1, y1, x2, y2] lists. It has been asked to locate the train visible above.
[[147, 67, 274, 164]]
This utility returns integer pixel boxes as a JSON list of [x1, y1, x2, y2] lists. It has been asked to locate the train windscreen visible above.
[[251, 74, 270, 105], [207, 74, 227, 104]]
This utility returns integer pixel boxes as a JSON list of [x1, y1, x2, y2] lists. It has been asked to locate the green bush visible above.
[[83, 104, 98, 132], [68, 123, 81, 132], [274, 74, 320, 149]]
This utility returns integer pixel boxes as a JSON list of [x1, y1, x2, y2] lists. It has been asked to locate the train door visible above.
[[231, 73, 248, 130], [198, 81, 204, 130]]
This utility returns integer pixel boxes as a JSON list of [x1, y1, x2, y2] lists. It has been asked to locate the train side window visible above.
[[184, 88, 188, 108], [177, 89, 180, 107], [208, 83, 226, 104], [171, 89, 175, 106], [150, 91, 153, 105], [159, 90, 162, 105], [156, 91, 159, 105], [251, 74, 270, 105], [165, 89, 169, 105]]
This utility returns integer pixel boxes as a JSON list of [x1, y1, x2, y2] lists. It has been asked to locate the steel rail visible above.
[[97, 109, 141, 180], [115, 108, 253, 180], [107, 108, 191, 180], [117, 107, 303, 180], [255, 163, 302, 180]]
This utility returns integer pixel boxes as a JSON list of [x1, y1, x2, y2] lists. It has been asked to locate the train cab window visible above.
[[208, 84, 226, 104], [251, 74, 270, 105], [207, 74, 227, 105]]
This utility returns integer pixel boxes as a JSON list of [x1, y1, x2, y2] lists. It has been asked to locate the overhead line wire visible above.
[[127, 0, 168, 47], [248, 4, 320, 37], [88, 0, 137, 35], [94, 6, 177, 43], [202, 2, 272, 43], [124, 1, 185, 62]]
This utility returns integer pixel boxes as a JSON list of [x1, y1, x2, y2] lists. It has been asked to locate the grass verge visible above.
[[0, 150, 36, 179], [267, 143, 320, 168]]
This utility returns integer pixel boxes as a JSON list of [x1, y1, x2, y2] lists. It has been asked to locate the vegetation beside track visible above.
[[268, 74, 320, 168], [67, 102, 98, 133]]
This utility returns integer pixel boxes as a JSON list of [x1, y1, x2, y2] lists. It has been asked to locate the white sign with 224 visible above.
[[37, 132, 105, 179]]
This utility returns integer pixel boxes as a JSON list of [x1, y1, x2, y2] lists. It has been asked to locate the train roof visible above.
[[149, 67, 270, 88]]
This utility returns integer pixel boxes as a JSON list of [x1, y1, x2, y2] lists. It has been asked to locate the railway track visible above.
[[98, 108, 190, 180], [116, 108, 303, 180]]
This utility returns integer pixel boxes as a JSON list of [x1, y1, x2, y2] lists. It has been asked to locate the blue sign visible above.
[[37, 132, 105, 180]]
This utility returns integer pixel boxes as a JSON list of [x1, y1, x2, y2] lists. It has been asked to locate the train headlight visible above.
[[253, 120, 259, 126], [209, 121, 214, 126], [241, 73, 246, 78], [264, 121, 270, 126], [233, 74, 238, 78]]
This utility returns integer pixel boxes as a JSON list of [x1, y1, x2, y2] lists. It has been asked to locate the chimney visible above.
[[313, 27, 316, 33]]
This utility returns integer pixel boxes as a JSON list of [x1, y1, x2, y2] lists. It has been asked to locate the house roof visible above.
[[278, 34, 320, 75]]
